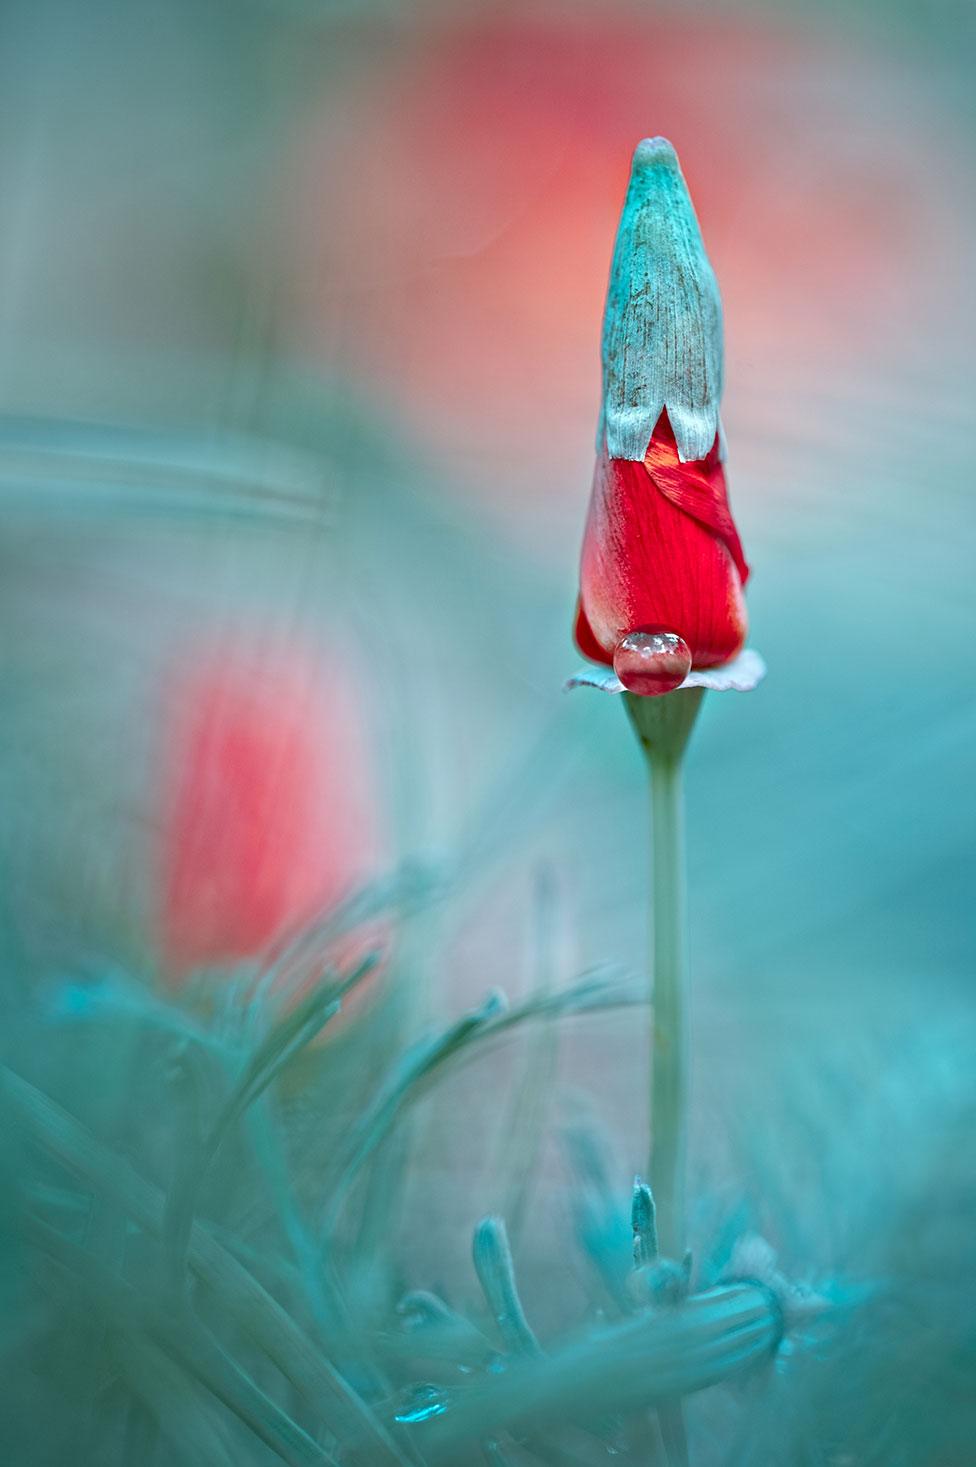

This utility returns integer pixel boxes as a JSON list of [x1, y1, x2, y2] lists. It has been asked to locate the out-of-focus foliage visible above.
[[1, 889, 973, 1464]]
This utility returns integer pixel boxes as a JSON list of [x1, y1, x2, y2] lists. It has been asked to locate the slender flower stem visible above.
[[644, 740, 693, 1467], [624, 690, 703, 1467], [625, 687, 703, 1257], [648, 748, 687, 1258]]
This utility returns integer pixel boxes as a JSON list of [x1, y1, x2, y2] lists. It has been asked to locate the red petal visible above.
[[574, 597, 612, 665], [577, 446, 748, 668], [643, 415, 750, 587]]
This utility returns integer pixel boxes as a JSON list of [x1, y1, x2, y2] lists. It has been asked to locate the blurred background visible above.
[[0, 0, 974, 1459]]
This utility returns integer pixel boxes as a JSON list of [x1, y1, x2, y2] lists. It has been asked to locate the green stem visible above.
[[647, 746, 691, 1467], [625, 687, 702, 1258], [647, 749, 687, 1259], [625, 690, 704, 1467]]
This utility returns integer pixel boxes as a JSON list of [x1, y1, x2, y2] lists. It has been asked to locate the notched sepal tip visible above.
[[601, 136, 723, 466]]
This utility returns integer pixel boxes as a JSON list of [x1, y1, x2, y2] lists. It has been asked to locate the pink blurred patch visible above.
[[287, 11, 950, 540], [283, 10, 968, 560], [157, 634, 385, 998]]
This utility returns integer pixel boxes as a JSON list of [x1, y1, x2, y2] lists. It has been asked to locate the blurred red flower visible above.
[[157, 636, 384, 994]]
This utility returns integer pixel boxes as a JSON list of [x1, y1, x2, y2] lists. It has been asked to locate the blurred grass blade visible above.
[[165, 954, 379, 1284], [116, 1333, 240, 1467], [321, 970, 641, 1243], [472, 1216, 541, 1357], [2, 1067, 410, 1467], [30, 1215, 336, 1467], [496, 868, 562, 1244], [411, 1283, 786, 1458]]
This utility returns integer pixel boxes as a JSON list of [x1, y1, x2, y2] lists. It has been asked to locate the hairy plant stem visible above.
[[625, 690, 704, 1467], [625, 687, 703, 1256], [648, 748, 686, 1258]]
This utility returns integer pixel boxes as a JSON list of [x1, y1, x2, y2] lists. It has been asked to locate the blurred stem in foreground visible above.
[[625, 688, 704, 1257]]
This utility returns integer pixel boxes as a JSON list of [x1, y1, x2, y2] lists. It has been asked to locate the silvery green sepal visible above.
[[600, 137, 723, 465], [564, 649, 766, 696]]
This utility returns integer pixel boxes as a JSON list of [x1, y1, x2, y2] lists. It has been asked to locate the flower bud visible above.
[[576, 139, 751, 685]]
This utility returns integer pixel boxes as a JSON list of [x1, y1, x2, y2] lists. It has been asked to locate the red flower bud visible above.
[[575, 139, 751, 691]]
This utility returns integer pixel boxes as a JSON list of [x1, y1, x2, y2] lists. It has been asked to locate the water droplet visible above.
[[613, 631, 691, 695], [394, 1384, 449, 1424]]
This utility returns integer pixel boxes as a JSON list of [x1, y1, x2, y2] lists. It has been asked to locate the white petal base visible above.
[[564, 648, 766, 696]]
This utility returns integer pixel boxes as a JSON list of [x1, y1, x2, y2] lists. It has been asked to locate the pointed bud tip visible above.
[[632, 137, 680, 175]]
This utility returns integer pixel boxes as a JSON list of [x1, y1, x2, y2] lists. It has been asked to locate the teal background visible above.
[[0, 2, 973, 1462]]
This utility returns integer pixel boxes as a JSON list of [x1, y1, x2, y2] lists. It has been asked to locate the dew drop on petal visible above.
[[612, 631, 691, 696]]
